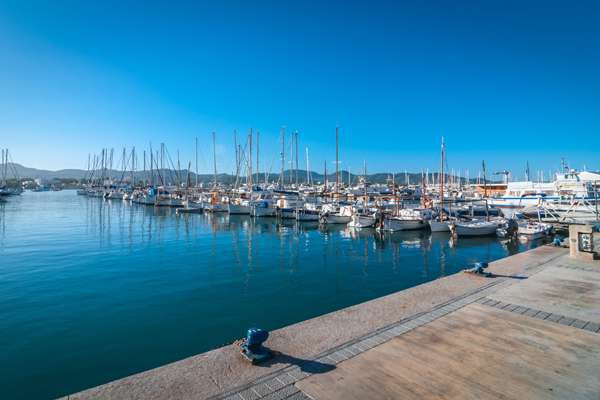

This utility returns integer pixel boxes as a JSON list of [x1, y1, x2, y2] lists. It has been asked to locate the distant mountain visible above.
[[2, 163, 489, 185]]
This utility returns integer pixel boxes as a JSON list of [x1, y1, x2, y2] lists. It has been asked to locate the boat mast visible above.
[[294, 131, 298, 187], [324, 160, 328, 193], [233, 131, 239, 189], [256, 131, 260, 187], [212, 131, 217, 189], [195, 136, 199, 187], [248, 128, 253, 188], [280, 126, 285, 189], [335, 126, 339, 195], [482, 160, 489, 221], [305, 147, 310, 186], [440, 136, 444, 216]]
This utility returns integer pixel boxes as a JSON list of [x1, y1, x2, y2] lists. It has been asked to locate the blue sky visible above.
[[0, 0, 599, 177]]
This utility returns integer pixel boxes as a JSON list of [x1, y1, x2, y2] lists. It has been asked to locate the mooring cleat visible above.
[[464, 262, 491, 276], [239, 328, 272, 364]]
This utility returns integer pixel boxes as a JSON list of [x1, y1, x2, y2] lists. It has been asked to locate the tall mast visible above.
[[233, 131, 239, 189], [335, 126, 339, 194], [248, 128, 253, 188], [195, 136, 199, 187], [440, 136, 445, 213], [212, 131, 217, 188], [324, 160, 328, 192], [131, 147, 136, 185], [294, 131, 299, 187], [305, 147, 310, 186], [149, 144, 154, 186], [256, 131, 260, 187], [280, 126, 285, 189], [482, 160, 488, 197]]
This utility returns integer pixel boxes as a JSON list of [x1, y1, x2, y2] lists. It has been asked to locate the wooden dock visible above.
[[68, 245, 600, 400], [297, 251, 600, 400]]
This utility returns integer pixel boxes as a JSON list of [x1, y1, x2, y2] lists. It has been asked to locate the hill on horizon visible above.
[[2, 162, 496, 185]]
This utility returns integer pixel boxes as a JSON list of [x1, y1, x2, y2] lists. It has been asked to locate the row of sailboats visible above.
[[75, 129, 570, 240]]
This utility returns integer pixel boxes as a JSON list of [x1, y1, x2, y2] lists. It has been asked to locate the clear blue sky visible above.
[[1, 0, 599, 177]]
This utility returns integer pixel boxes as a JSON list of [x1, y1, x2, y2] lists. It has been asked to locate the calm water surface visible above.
[[0, 191, 542, 399]]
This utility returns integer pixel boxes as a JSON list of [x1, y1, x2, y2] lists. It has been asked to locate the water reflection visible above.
[[71, 195, 552, 278], [0, 191, 551, 400]]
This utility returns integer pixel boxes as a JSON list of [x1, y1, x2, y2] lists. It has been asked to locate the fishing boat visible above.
[[348, 210, 376, 228], [228, 199, 251, 215], [319, 205, 353, 224], [380, 216, 426, 231], [278, 207, 297, 219], [429, 219, 451, 232], [517, 221, 553, 240], [296, 206, 320, 222], [251, 200, 277, 217], [177, 199, 203, 214], [451, 221, 498, 237], [276, 195, 302, 219]]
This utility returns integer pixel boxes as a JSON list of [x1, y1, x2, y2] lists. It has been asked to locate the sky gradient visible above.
[[1, 0, 599, 177]]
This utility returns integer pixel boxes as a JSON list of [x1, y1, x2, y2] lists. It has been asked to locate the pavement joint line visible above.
[[480, 298, 598, 334], [210, 277, 525, 400]]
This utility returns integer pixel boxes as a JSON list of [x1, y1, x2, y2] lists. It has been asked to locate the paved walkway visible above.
[[216, 248, 600, 400], [68, 245, 600, 400]]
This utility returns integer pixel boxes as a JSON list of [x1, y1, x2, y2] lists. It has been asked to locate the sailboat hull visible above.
[[228, 204, 251, 214], [348, 215, 376, 228], [382, 218, 426, 231], [429, 220, 450, 232]]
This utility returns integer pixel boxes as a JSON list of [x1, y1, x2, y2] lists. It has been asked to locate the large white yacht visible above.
[[487, 170, 599, 209]]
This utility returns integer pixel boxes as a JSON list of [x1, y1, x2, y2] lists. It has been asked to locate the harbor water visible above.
[[0, 191, 545, 399]]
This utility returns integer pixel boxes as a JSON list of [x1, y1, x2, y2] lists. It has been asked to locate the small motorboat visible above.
[[451, 221, 498, 237], [518, 222, 553, 241]]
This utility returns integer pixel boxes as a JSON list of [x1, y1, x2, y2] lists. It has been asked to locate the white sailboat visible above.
[[428, 137, 451, 232]]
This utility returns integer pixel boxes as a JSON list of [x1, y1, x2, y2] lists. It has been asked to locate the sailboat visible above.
[[428, 137, 450, 232]]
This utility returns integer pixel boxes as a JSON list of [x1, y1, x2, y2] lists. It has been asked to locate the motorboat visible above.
[[451, 221, 498, 237], [518, 221, 553, 240], [228, 199, 251, 215], [348, 213, 376, 228], [428, 219, 451, 232]]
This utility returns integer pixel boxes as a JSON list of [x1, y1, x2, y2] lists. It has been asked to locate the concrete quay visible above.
[[68, 243, 600, 400]]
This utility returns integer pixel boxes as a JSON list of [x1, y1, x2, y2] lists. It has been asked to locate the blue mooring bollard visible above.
[[240, 328, 272, 364], [464, 261, 490, 276]]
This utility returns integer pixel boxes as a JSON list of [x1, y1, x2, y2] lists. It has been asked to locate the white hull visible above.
[[205, 203, 227, 212], [296, 211, 319, 221], [252, 206, 277, 217], [429, 220, 450, 232], [518, 223, 552, 240], [382, 218, 426, 231], [453, 221, 498, 237], [183, 201, 203, 210], [348, 215, 376, 228], [321, 214, 352, 224], [228, 204, 251, 214], [279, 208, 296, 219]]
